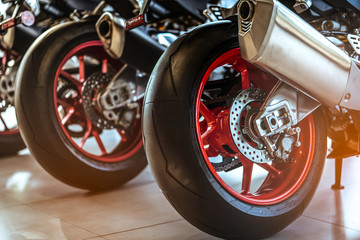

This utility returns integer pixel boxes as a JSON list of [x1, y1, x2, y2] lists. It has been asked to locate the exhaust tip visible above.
[[96, 12, 126, 59], [239, 1, 254, 21], [98, 19, 112, 39]]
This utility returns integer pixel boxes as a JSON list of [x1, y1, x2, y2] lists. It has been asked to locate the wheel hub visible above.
[[229, 88, 271, 163], [243, 107, 262, 145], [82, 72, 114, 129]]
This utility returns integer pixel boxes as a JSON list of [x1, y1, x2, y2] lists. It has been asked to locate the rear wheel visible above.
[[143, 22, 326, 239], [16, 21, 147, 190]]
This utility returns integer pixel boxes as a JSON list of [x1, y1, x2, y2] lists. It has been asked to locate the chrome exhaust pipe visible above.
[[95, 12, 165, 74], [238, 0, 360, 111], [96, 12, 126, 59]]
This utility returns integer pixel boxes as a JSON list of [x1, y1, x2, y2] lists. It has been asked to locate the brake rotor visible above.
[[82, 72, 114, 129], [229, 88, 271, 163]]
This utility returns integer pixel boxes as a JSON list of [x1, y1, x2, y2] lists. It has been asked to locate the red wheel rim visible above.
[[54, 40, 142, 163], [195, 48, 315, 205]]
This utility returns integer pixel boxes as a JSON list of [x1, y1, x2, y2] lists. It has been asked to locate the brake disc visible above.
[[229, 88, 272, 163], [82, 72, 115, 129]]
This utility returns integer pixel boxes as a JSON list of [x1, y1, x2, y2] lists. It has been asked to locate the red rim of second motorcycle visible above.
[[195, 48, 315, 205], [53, 40, 143, 163]]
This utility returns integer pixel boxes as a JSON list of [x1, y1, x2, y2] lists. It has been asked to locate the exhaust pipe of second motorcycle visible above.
[[96, 12, 165, 74], [237, 0, 360, 111], [96, 12, 125, 59]]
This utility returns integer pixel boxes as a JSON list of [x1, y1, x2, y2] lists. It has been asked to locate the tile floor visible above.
[[0, 150, 360, 240]]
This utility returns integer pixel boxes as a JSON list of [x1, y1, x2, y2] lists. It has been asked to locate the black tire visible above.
[[143, 20, 326, 239], [15, 20, 147, 191], [0, 131, 25, 156]]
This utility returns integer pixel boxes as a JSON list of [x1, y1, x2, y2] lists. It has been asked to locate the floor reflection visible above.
[[6, 172, 32, 192], [0, 153, 360, 239]]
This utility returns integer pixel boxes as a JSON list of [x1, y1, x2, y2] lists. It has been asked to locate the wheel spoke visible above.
[[60, 70, 82, 88], [240, 67, 250, 90], [57, 98, 73, 109], [117, 128, 127, 142], [0, 114, 9, 131], [102, 59, 108, 74], [2, 50, 7, 72], [199, 102, 218, 141], [233, 59, 250, 90], [79, 120, 92, 148], [61, 107, 75, 125], [256, 162, 282, 176], [241, 160, 254, 195], [199, 102, 215, 123], [201, 124, 216, 141], [78, 55, 85, 83], [92, 130, 107, 155]]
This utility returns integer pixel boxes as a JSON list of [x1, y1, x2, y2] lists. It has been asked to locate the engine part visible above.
[[321, 20, 341, 31]]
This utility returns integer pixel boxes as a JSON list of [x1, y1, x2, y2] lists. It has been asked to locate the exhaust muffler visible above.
[[237, 0, 360, 111], [96, 12, 125, 59], [96, 12, 165, 74]]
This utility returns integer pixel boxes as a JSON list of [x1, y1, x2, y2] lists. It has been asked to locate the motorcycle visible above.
[[15, 0, 217, 190], [143, 0, 360, 238], [0, 0, 101, 156]]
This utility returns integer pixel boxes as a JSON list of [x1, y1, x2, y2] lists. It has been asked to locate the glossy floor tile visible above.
[[0, 151, 360, 239]]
